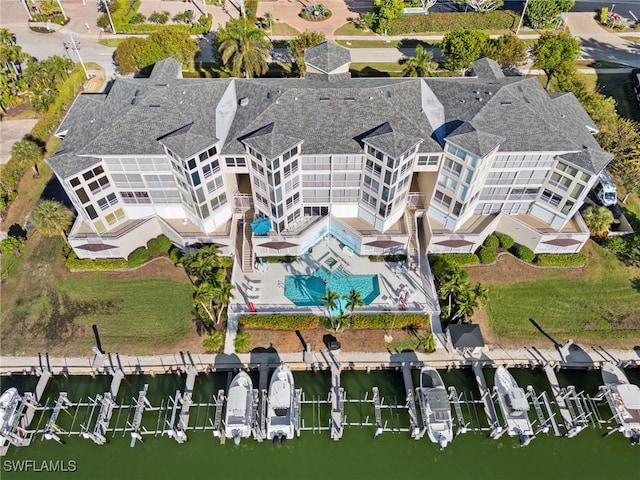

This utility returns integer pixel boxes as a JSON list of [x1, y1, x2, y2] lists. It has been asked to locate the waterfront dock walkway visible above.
[[472, 362, 501, 435], [329, 357, 344, 440], [1, 345, 639, 377], [544, 363, 575, 433]]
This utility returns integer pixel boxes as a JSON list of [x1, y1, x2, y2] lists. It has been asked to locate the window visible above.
[[191, 171, 201, 186], [557, 162, 578, 178], [70, 177, 80, 187], [121, 191, 150, 204], [570, 183, 585, 199], [200, 203, 210, 219], [561, 200, 574, 215], [437, 174, 457, 192], [285, 192, 300, 209], [443, 158, 463, 177], [97, 193, 118, 210], [82, 165, 104, 181], [85, 205, 98, 219], [452, 201, 463, 216], [187, 158, 197, 170], [75, 188, 89, 204], [549, 172, 572, 191], [362, 191, 377, 208], [368, 146, 383, 161], [225, 157, 246, 167], [446, 144, 466, 160], [285, 177, 300, 193], [206, 176, 224, 193], [363, 175, 380, 193], [283, 160, 298, 178], [378, 202, 392, 217], [541, 189, 562, 207], [88, 176, 110, 194], [417, 155, 439, 166], [365, 159, 382, 178], [149, 190, 180, 203], [210, 192, 228, 210], [433, 190, 452, 208]]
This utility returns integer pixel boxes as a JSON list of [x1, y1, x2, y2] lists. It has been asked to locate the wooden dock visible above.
[[543, 364, 575, 434], [471, 363, 500, 435], [401, 364, 421, 439], [329, 359, 344, 440], [175, 366, 197, 442]]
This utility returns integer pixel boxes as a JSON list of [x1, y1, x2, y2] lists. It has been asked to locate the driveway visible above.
[[0, 120, 39, 165], [564, 12, 640, 68]]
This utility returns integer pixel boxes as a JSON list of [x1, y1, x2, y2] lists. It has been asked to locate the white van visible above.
[[591, 170, 617, 207]]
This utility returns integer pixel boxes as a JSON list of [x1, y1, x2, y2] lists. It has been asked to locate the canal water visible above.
[[1, 367, 639, 480]]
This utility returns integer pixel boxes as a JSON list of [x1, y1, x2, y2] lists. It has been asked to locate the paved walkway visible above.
[[0, 119, 39, 165], [1, 342, 639, 376]]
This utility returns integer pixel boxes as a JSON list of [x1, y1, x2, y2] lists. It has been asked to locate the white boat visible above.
[[0, 388, 20, 434], [494, 367, 534, 446], [266, 364, 295, 445], [419, 366, 454, 448], [224, 371, 254, 445], [601, 363, 640, 444]]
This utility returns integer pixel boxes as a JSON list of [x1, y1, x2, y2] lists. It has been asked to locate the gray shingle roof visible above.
[[446, 121, 505, 157], [363, 122, 423, 158], [304, 41, 351, 74], [47, 55, 612, 180], [158, 123, 218, 159], [148, 57, 183, 82], [559, 148, 613, 174], [471, 57, 504, 80], [241, 122, 302, 159], [448, 323, 485, 348]]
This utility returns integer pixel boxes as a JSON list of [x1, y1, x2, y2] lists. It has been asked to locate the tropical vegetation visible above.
[[400, 45, 438, 77], [288, 30, 325, 77], [217, 17, 272, 78], [31, 200, 72, 246], [581, 205, 614, 238]]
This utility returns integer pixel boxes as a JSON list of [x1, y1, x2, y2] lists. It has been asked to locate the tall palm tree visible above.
[[218, 18, 272, 78], [452, 289, 479, 322], [344, 289, 364, 317], [319, 288, 340, 316], [438, 267, 470, 314], [400, 45, 437, 77], [193, 282, 216, 324], [211, 281, 235, 325], [581, 205, 614, 238], [31, 200, 72, 245]]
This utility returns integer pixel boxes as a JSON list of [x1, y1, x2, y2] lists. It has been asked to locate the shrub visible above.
[[129, 12, 146, 24], [234, 331, 252, 352], [515, 245, 535, 262], [261, 255, 296, 263], [238, 314, 319, 330], [169, 246, 183, 264], [0, 237, 26, 256], [498, 233, 514, 250], [203, 331, 224, 352], [421, 333, 437, 353], [65, 256, 129, 270], [599, 7, 608, 24], [429, 253, 479, 266], [146, 234, 172, 257], [484, 234, 499, 248], [376, 11, 518, 35], [534, 253, 587, 267], [350, 313, 429, 329], [478, 247, 497, 264], [149, 11, 170, 24], [368, 254, 406, 263], [128, 246, 149, 267]]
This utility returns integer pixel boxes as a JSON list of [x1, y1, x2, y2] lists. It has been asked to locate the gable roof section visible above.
[[471, 57, 504, 80], [558, 148, 613, 175], [241, 122, 302, 159], [446, 121, 505, 157], [304, 41, 351, 74], [158, 123, 218, 159], [148, 57, 183, 82], [363, 122, 423, 158]]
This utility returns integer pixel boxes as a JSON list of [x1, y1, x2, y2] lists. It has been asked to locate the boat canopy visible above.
[[506, 388, 529, 412], [617, 384, 640, 409], [426, 389, 449, 412]]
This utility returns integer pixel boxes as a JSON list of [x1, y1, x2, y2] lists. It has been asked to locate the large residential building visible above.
[[48, 43, 612, 269]]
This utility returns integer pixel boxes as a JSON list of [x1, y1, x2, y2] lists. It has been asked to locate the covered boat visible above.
[[494, 367, 534, 446], [0, 388, 20, 434], [419, 366, 454, 448], [224, 371, 254, 445], [266, 364, 295, 445], [601, 362, 640, 444]]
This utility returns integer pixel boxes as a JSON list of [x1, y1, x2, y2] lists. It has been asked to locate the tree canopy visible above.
[[484, 34, 526, 70], [525, 0, 575, 29], [288, 31, 325, 77], [532, 31, 580, 90], [31, 200, 73, 243], [217, 18, 272, 78], [454, 0, 504, 12], [374, 0, 404, 20], [441, 28, 489, 74], [400, 45, 437, 77]]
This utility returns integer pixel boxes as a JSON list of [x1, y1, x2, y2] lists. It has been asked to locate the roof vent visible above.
[[386, 91, 391, 98], [487, 91, 493, 96], [560, 114, 566, 118], [294, 96, 298, 101], [500, 101, 512, 106], [477, 98, 482, 102], [239, 97, 249, 106], [267, 92, 272, 99], [320, 96, 330, 102], [473, 90, 480, 94], [149, 104, 161, 108], [344, 97, 355, 102], [368, 96, 373, 100], [155, 83, 169, 87]]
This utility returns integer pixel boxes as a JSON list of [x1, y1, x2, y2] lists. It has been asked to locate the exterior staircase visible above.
[[242, 219, 254, 273], [405, 208, 421, 270]]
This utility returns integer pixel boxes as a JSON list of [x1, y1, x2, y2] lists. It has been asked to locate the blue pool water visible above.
[[284, 267, 380, 313]]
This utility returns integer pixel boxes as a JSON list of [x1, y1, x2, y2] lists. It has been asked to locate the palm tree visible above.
[[400, 45, 437, 77], [472, 282, 489, 306], [438, 267, 470, 314], [452, 288, 479, 322], [218, 18, 272, 78], [582, 205, 614, 238], [31, 200, 72, 245], [319, 288, 341, 331], [211, 281, 235, 325], [193, 282, 216, 324], [11, 139, 42, 176], [344, 289, 364, 317]]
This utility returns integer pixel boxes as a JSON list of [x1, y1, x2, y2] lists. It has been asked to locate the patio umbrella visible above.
[[260, 241, 296, 251], [365, 239, 403, 249], [250, 217, 272, 235]]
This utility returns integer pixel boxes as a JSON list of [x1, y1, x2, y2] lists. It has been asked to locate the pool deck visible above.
[[228, 236, 439, 352]]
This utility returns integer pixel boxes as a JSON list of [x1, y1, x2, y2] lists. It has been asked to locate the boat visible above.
[[494, 367, 534, 446], [266, 364, 295, 445], [601, 362, 640, 444], [418, 366, 454, 448], [224, 371, 254, 445], [0, 388, 20, 435]]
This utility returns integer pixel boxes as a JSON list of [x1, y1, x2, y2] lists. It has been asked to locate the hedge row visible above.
[[369, 254, 406, 263], [107, 0, 210, 34], [379, 11, 519, 36], [429, 253, 479, 266], [66, 257, 129, 270], [533, 253, 587, 267], [239, 314, 319, 330], [350, 313, 430, 329], [477, 247, 497, 264]]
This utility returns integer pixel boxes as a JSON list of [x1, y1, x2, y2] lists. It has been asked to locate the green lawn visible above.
[[483, 243, 640, 346], [0, 236, 194, 356], [596, 72, 640, 121], [350, 63, 403, 77], [99, 38, 124, 48]]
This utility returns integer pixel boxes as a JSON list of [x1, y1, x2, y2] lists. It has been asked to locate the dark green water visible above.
[[1, 368, 639, 480]]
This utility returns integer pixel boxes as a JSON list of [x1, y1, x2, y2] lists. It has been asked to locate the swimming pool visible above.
[[284, 267, 380, 312]]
